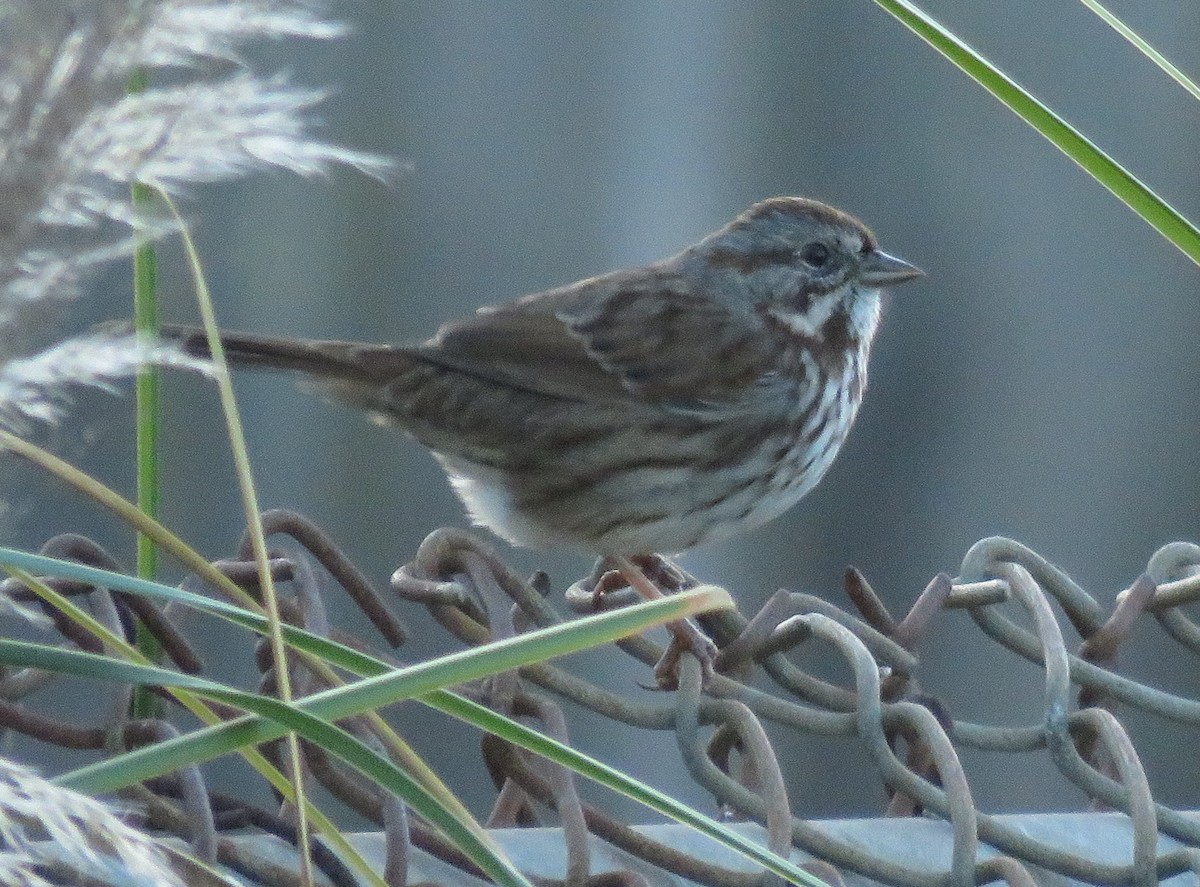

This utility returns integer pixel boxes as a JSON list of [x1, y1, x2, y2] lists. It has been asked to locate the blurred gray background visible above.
[[14, 2, 1200, 822]]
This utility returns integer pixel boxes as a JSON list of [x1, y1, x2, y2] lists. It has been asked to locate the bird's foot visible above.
[[602, 554, 717, 690], [654, 620, 718, 690]]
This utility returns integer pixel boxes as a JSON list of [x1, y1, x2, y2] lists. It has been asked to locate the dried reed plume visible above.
[[0, 0, 389, 431], [0, 757, 183, 887], [0, 4, 387, 877]]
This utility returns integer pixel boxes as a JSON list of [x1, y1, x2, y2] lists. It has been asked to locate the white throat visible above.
[[766, 286, 882, 346]]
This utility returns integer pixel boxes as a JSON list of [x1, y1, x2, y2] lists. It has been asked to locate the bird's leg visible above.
[[630, 553, 694, 591], [608, 554, 717, 689], [589, 564, 629, 610]]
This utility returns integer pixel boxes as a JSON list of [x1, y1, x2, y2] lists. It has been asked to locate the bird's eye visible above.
[[799, 242, 831, 269]]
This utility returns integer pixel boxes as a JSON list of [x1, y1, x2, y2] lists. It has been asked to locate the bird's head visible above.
[[690, 196, 923, 350]]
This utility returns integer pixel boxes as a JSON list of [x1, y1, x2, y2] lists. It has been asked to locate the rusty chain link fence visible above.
[[2, 509, 1199, 886]]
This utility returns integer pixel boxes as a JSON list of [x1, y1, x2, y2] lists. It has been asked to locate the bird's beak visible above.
[[860, 249, 924, 286]]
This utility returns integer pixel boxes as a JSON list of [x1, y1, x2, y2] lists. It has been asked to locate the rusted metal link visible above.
[[0, 534, 204, 673], [382, 787, 411, 887], [0, 660, 57, 699], [962, 581, 1200, 726], [238, 508, 410, 646], [1075, 574, 1156, 777], [208, 555, 296, 586], [8, 520, 1200, 887], [675, 656, 790, 887], [298, 730, 492, 883], [393, 528, 559, 632], [182, 790, 364, 886], [128, 721, 217, 862], [1143, 542, 1200, 654], [972, 856, 1038, 887], [883, 695, 955, 817], [959, 537, 1107, 637], [507, 692, 591, 887], [178, 788, 360, 887], [483, 734, 765, 887]]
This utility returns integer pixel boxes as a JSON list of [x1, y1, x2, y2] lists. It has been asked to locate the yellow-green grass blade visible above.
[[0, 552, 816, 883], [0, 643, 531, 887], [0, 547, 727, 694], [1, 564, 390, 887]]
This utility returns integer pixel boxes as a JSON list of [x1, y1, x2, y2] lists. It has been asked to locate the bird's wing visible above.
[[418, 269, 776, 411]]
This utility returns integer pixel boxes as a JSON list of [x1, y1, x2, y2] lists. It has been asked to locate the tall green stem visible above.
[[128, 67, 161, 717]]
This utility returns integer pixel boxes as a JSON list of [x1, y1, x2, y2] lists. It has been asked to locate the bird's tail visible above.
[[158, 323, 391, 383]]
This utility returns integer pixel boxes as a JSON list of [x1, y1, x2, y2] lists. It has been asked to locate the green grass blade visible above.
[[0, 547, 729, 684], [0, 644, 530, 887], [3, 566, 392, 887], [1077, 0, 1200, 102], [873, 0, 1200, 266], [159, 191, 313, 879], [2, 632, 818, 887], [45, 589, 726, 786], [128, 66, 163, 719], [0, 551, 816, 883]]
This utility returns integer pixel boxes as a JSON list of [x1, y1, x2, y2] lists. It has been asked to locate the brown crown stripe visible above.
[[735, 197, 878, 251]]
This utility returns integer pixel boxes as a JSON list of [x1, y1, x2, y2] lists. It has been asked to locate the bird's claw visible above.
[[653, 620, 718, 690]]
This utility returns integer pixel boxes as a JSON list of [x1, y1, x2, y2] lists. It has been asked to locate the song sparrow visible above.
[[163, 197, 921, 678]]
